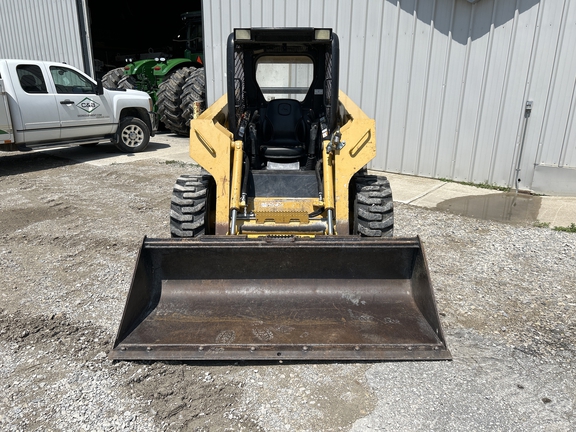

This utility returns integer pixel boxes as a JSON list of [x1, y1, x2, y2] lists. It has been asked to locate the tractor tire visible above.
[[102, 67, 125, 89], [181, 68, 206, 127], [117, 75, 138, 90], [113, 116, 150, 153], [170, 172, 216, 238], [157, 67, 197, 136], [351, 173, 394, 237]]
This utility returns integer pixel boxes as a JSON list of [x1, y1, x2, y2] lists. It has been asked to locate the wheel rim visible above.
[[121, 124, 144, 147]]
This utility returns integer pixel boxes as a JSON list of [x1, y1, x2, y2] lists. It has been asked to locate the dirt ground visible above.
[[1, 143, 574, 431], [0, 149, 377, 431]]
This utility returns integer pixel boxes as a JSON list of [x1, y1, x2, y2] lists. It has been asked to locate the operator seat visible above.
[[260, 99, 307, 161]]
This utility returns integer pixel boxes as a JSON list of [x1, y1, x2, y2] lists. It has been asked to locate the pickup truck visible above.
[[0, 59, 157, 152]]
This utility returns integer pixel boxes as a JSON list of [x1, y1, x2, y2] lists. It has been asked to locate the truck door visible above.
[[49, 65, 115, 139], [9, 64, 61, 143], [0, 78, 15, 145]]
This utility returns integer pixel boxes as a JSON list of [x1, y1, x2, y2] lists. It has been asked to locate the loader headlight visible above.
[[315, 29, 331, 40], [235, 29, 251, 41]]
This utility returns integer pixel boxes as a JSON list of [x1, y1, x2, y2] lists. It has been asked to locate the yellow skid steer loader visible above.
[[110, 28, 450, 361]]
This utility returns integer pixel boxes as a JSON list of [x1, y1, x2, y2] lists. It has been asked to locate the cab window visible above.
[[255, 56, 313, 102], [50, 66, 95, 94], [16, 65, 48, 94]]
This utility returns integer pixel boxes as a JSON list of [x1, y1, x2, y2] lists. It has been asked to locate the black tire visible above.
[[114, 116, 150, 153], [117, 75, 138, 90], [102, 67, 125, 89], [181, 68, 206, 127], [170, 172, 216, 238], [156, 67, 197, 136], [351, 174, 394, 237]]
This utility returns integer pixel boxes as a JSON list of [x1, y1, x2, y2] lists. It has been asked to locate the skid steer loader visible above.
[[110, 28, 451, 361]]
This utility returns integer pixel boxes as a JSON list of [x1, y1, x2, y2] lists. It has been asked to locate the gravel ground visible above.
[[0, 149, 574, 431]]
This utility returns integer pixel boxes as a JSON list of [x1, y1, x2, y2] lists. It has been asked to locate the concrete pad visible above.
[[410, 182, 501, 209], [537, 197, 576, 228], [370, 171, 501, 208], [40, 132, 193, 166], [369, 171, 445, 204]]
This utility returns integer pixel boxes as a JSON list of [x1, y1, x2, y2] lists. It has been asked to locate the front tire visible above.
[[351, 174, 394, 237], [114, 117, 150, 153], [170, 173, 216, 238]]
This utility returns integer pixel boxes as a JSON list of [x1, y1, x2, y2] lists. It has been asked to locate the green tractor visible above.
[[102, 11, 206, 136]]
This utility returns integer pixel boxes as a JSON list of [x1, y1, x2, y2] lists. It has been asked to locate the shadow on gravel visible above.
[[0, 152, 77, 177], [0, 141, 171, 176]]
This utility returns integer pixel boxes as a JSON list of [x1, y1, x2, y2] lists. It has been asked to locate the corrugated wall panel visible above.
[[516, 0, 568, 189], [480, 0, 522, 186], [434, 0, 473, 180], [536, 1, 576, 167], [401, 0, 432, 176], [373, 1, 403, 171], [416, 0, 454, 179], [0, 0, 92, 75], [491, 0, 539, 187], [202, 0, 575, 194], [561, 79, 576, 168]]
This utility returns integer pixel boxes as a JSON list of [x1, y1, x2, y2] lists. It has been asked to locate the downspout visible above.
[[515, 100, 533, 193]]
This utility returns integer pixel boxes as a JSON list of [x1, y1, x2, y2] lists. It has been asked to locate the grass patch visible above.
[[533, 221, 550, 229], [438, 178, 511, 192], [553, 223, 576, 233], [164, 160, 198, 168]]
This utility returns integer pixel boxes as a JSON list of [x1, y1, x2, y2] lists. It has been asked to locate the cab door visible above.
[[8, 63, 61, 143], [49, 65, 115, 139]]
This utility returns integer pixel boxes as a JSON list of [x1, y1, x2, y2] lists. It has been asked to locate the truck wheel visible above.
[[156, 67, 197, 136], [114, 117, 150, 153], [181, 68, 206, 126], [351, 174, 394, 237], [170, 172, 216, 237], [102, 67, 125, 89]]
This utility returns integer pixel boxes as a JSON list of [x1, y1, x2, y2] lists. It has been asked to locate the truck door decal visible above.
[[77, 98, 100, 113]]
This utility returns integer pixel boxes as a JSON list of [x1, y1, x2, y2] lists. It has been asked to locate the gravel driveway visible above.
[[0, 147, 574, 431]]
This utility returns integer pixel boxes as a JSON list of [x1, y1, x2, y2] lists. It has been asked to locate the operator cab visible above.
[[228, 28, 340, 171]]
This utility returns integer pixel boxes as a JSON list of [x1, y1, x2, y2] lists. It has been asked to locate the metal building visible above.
[[202, 0, 576, 196], [0, 0, 93, 76]]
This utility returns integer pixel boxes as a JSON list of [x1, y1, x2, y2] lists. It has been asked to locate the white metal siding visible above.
[[0, 0, 92, 75], [203, 0, 575, 194]]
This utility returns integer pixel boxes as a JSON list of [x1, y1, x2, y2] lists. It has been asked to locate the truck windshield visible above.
[[255, 56, 313, 101]]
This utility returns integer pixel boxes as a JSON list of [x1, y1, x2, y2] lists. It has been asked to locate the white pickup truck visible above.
[[0, 59, 157, 152]]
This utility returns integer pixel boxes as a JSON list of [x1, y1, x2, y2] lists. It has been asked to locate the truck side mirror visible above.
[[95, 79, 104, 95]]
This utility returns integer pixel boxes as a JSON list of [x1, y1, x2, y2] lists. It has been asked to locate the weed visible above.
[[533, 221, 550, 229], [164, 160, 198, 168], [553, 223, 576, 233], [437, 178, 511, 192]]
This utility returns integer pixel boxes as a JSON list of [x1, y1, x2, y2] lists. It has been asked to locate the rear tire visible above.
[[156, 67, 197, 136], [117, 75, 138, 90], [351, 174, 394, 237], [170, 172, 216, 237], [102, 67, 125, 89], [114, 117, 150, 153], [181, 68, 206, 127]]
